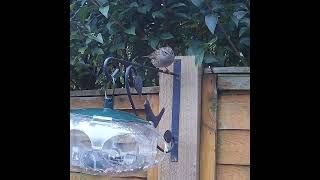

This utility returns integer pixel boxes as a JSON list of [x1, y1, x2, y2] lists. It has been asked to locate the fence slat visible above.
[[200, 74, 218, 180], [147, 95, 160, 180], [70, 172, 146, 180], [70, 95, 154, 110], [70, 87, 160, 97], [217, 165, 250, 180], [204, 67, 250, 74], [217, 130, 250, 165], [158, 56, 202, 180], [217, 74, 250, 90], [218, 94, 250, 130]]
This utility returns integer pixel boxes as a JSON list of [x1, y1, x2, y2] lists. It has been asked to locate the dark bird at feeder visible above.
[[143, 47, 175, 72]]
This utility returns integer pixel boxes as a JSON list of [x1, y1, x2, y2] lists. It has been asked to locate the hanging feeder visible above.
[[70, 109, 169, 175], [70, 57, 179, 176]]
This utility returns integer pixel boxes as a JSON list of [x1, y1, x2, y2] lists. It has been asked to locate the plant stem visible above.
[[217, 22, 242, 58]]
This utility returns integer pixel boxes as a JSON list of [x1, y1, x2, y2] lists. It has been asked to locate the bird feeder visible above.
[[70, 57, 179, 176], [70, 108, 169, 175]]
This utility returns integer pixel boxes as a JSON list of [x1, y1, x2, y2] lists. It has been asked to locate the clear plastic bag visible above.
[[70, 111, 168, 176]]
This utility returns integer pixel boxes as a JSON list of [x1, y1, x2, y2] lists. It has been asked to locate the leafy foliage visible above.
[[70, 0, 250, 90]]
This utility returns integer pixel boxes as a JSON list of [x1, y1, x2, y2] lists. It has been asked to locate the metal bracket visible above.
[[171, 59, 181, 162]]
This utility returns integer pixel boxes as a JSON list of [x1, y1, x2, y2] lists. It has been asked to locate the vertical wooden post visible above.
[[147, 95, 160, 180], [199, 74, 218, 180], [158, 56, 202, 180]]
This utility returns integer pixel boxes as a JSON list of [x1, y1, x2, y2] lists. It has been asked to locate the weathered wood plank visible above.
[[113, 95, 155, 110], [147, 95, 160, 180], [200, 74, 218, 180], [204, 67, 250, 74], [217, 130, 250, 165], [218, 94, 250, 130], [70, 96, 104, 109], [70, 87, 160, 97], [158, 56, 202, 180], [217, 74, 250, 90], [217, 165, 250, 180], [70, 95, 156, 110], [70, 172, 146, 180]]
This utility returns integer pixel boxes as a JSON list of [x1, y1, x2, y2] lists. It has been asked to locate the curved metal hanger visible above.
[[103, 57, 175, 153]]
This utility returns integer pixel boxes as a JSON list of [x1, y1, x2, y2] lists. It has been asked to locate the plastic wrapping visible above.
[[70, 109, 168, 176]]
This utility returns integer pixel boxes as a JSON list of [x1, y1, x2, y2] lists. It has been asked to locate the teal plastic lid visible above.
[[70, 108, 148, 124]]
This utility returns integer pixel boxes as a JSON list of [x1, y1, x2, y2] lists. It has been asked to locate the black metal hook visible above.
[[103, 57, 178, 155], [124, 65, 138, 116]]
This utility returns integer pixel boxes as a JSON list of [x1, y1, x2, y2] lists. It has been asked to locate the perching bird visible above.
[[143, 47, 175, 72]]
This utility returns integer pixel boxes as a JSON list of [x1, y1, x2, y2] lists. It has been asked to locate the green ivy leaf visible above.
[[205, 14, 218, 35], [70, 3, 75, 11], [233, 11, 247, 20], [231, 16, 239, 27], [191, 0, 204, 7], [241, 18, 250, 27], [124, 26, 136, 35], [109, 43, 125, 52], [97, 0, 108, 6], [99, 6, 110, 18], [78, 46, 88, 54], [92, 47, 104, 55], [78, 5, 89, 23], [95, 33, 104, 44], [70, 32, 80, 40], [137, 5, 152, 14], [160, 32, 174, 40], [239, 27, 247, 37], [85, 38, 92, 45], [240, 37, 250, 46], [175, 13, 191, 20], [152, 11, 165, 18], [87, 33, 104, 44], [148, 37, 159, 49], [186, 40, 205, 64], [170, 3, 187, 9], [106, 21, 117, 34], [204, 54, 218, 64], [129, 2, 139, 8], [212, 4, 224, 11]]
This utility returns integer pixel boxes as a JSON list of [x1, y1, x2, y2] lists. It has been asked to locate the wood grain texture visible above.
[[70, 172, 146, 180], [200, 74, 218, 180], [158, 56, 202, 180], [70, 95, 156, 110], [113, 95, 156, 110], [147, 95, 160, 180], [218, 94, 250, 130], [204, 67, 250, 74], [217, 74, 250, 90], [70, 96, 104, 109], [217, 165, 249, 180], [217, 130, 250, 165], [70, 87, 160, 97]]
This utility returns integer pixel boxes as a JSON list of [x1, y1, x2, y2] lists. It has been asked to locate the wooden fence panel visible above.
[[200, 74, 218, 180], [200, 67, 250, 180], [157, 56, 202, 180]]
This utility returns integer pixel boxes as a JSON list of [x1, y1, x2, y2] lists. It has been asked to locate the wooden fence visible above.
[[70, 60, 250, 180]]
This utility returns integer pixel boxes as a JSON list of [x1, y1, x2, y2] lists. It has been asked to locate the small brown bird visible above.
[[143, 47, 175, 72]]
